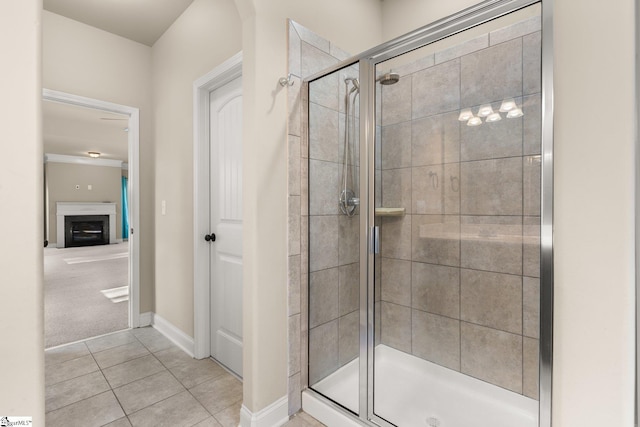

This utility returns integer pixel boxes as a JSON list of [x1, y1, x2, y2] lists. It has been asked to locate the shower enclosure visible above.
[[305, 0, 552, 426]]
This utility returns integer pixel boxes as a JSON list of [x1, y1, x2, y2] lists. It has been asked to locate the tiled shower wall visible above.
[[377, 16, 542, 399], [287, 15, 544, 415], [286, 20, 354, 415]]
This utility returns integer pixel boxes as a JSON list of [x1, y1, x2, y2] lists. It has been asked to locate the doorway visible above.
[[42, 89, 141, 347], [193, 53, 243, 378]]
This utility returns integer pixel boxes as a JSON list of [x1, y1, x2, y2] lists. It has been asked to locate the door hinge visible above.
[[130, 228, 134, 235]]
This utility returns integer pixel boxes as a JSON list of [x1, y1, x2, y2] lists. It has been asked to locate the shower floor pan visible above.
[[307, 345, 538, 427]]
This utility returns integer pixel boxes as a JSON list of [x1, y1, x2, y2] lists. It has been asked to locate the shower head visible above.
[[377, 72, 400, 85]]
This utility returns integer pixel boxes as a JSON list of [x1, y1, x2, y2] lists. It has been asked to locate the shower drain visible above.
[[426, 416, 442, 427]]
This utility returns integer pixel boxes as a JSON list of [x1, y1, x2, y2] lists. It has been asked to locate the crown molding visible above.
[[45, 153, 124, 168]]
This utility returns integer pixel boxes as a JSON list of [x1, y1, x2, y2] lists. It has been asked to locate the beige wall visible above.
[[381, 0, 637, 426], [151, 0, 242, 335], [46, 162, 123, 245], [43, 11, 154, 312], [381, 0, 480, 41], [553, 0, 635, 425], [237, 0, 383, 412], [0, 0, 44, 422]]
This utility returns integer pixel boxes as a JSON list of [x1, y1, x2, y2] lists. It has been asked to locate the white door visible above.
[[209, 76, 243, 377]]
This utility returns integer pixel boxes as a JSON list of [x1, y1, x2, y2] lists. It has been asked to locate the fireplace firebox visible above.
[[64, 215, 110, 248]]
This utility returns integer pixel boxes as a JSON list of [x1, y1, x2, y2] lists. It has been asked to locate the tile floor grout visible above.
[[45, 327, 323, 427], [46, 328, 243, 426]]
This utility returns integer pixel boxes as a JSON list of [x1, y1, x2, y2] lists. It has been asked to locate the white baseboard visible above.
[[139, 312, 153, 327], [151, 313, 195, 357], [239, 396, 289, 427]]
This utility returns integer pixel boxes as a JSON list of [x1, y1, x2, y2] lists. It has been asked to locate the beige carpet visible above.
[[44, 243, 129, 348]]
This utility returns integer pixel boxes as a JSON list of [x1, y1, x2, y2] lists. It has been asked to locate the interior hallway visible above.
[[45, 327, 324, 427]]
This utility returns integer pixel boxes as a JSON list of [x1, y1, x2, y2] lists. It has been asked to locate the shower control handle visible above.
[[204, 233, 216, 242]]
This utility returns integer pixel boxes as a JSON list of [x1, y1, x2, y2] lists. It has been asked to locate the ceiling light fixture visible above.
[[467, 116, 482, 127], [486, 112, 502, 123], [506, 108, 524, 118], [458, 109, 473, 121], [499, 98, 517, 112], [88, 151, 101, 158], [477, 104, 494, 117]]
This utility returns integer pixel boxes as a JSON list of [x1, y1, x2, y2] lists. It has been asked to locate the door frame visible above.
[[42, 88, 141, 328], [193, 52, 243, 359]]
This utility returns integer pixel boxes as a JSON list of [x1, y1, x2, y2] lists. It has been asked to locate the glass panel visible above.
[[372, 4, 542, 426], [307, 63, 360, 415]]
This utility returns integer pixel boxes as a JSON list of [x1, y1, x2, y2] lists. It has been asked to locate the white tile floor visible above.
[[45, 327, 324, 427]]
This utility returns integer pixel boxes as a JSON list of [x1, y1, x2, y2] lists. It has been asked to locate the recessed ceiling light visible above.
[[88, 152, 101, 158]]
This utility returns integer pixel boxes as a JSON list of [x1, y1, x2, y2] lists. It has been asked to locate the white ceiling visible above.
[[43, 0, 195, 46], [43, 100, 130, 162]]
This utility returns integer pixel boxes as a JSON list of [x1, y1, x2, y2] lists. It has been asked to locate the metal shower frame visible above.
[[304, 0, 554, 425]]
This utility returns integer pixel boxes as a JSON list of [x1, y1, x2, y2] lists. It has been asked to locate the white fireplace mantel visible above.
[[56, 202, 117, 248]]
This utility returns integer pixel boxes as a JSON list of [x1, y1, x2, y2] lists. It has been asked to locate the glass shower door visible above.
[[371, 4, 543, 426], [307, 62, 361, 415]]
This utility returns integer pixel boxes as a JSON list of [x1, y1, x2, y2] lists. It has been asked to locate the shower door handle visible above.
[[370, 226, 380, 254]]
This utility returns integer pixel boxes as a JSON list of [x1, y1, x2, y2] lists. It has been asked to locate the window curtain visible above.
[[122, 176, 129, 239]]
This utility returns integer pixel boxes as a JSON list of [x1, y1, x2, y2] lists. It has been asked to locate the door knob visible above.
[[204, 233, 216, 242]]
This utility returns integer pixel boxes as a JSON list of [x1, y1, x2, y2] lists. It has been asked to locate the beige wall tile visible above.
[[435, 35, 488, 65], [523, 337, 539, 399], [309, 103, 340, 163], [380, 301, 411, 353], [288, 255, 301, 316], [288, 314, 301, 377], [460, 215, 523, 275], [288, 196, 301, 256], [522, 31, 542, 95], [523, 94, 542, 156], [339, 263, 359, 317], [460, 157, 523, 216], [381, 76, 412, 125], [309, 216, 339, 272], [382, 168, 412, 213], [411, 215, 460, 266], [381, 302, 412, 353], [523, 216, 540, 278], [412, 310, 460, 371], [309, 268, 339, 328], [412, 59, 460, 120], [461, 269, 522, 334], [381, 257, 412, 306], [461, 38, 522, 107], [309, 160, 340, 215], [381, 215, 412, 261], [524, 156, 541, 217], [289, 136, 301, 196], [381, 122, 412, 169], [309, 320, 338, 385], [411, 112, 460, 167], [523, 276, 540, 339], [412, 262, 460, 318], [338, 311, 359, 366], [412, 165, 444, 215], [461, 323, 523, 393], [339, 215, 360, 266]]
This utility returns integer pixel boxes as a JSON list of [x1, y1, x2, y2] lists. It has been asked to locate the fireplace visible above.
[[56, 202, 117, 248], [64, 215, 109, 247]]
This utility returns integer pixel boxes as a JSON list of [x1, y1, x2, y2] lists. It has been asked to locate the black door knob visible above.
[[204, 233, 216, 242]]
